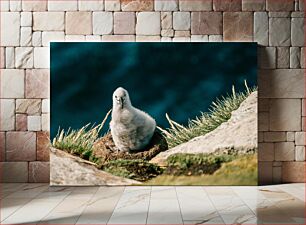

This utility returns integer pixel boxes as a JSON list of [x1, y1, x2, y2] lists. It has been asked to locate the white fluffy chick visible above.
[[110, 87, 156, 152]]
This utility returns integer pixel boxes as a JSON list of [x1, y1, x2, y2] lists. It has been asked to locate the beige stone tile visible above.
[[32, 31, 42, 47], [1, 0, 9, 11], [269, 18, 290, 46], [0, 69, 24, 98], [242, 0, 265, 11], [258, 47, 276, 69], [161, 37, 172, 42], [29, 161, 50, 182], [93, 12, 113, 35], [102, 35, 135, 41], [282, 162, 305, 182], [258, 112, 269, 132], [85, 35, 101, 41], [173, 36, 190, 42], [258, 161, 273, 185], [155, 0, 178, 11], [270, 99, 301, 131], [191, 12, 222, 35], [208, 35, 223, 42], [27, 115, 41, 131], [25, 69, 50, 98], [21, 12, 32, 26], [0, 99, 15, 131], [22, 0, 47, 11], [105, 0, 120, 11], [258, 143, 274, 161], [191, 35, 208, 42], [37, 131, 50, 161], [66, 12, 92, 35], [254, 12, 268, 46], [213, 0, 242, 11], [272, 166, 282, 184], [161, 12, 172, 29], [291, 18, 304, 47], [258, 69, 304, 98], [33, 12, 65, 31], [42, 99, 50, 113], [136, 12, 160, 35], [0, 162, 28, 182], [286, 132, 295, 142], [15, 47, 33, 68], [114, 12, 135, 35], [264, 132, 286, 142], [266, 0, 294, 11], [65, 35, 86, 41], [5, 47, 14, 69], [34, 47, 49, 68], [48, 0, 77, 11], [136, 35, 161, 42], [78, 0, 104, 11], [16, 99, 41, 115], [276, 47, 289, 68], [121, 0, 153, 11], [274, 142, 295, 161], [42, 31, 65, 47], [161, 29, 174, 37], [290, 47, 301, 68], [20, 27, 32, 46], [295, 131, 305, 145], [41, 113, 50, 131], [10, 0, 22, 12], [173, 12, 190, 31], [223, 12, 253, 42], [179, 0, 212, 11], [6, 132, 36, 161], [16, 114, 27, 131], [295, 146, 305, 161], [1, 12, 20, 46]]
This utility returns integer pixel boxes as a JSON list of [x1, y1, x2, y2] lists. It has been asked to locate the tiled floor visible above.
[[0, 183, 305, 224]]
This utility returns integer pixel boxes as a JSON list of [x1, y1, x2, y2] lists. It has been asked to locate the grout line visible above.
[[145, 186, 152, 225], [105, 186, 126, 225], [174, 186, 185, 224]]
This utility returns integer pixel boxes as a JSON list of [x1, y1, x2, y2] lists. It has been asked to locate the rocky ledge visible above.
[[50, 148, 141, 186], [151, 91, 258, 165]]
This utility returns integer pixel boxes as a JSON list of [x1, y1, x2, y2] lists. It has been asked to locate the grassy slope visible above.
[[145, 154, 258, 185]]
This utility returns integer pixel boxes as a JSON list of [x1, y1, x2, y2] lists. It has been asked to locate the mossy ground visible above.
[[145, 154, 257, 185]]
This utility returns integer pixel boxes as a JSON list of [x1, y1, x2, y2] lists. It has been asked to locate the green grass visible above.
[[146, 154, 258, 185], [165, 153, 236, 176], [52, 109, 112, 162], [158, 81, 257, 148]]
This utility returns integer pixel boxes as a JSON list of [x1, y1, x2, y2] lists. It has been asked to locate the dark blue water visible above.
[[51, 43, 257, 139]]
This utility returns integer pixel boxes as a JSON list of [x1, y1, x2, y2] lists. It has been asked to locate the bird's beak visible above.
[[117, 97, 124, 109]]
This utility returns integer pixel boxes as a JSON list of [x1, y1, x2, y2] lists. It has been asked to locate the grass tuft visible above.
[[158, 81, 257, 148], [52, 109, 112, 162]]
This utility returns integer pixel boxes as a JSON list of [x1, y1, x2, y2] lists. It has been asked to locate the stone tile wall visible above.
[[0, 0, 305, 184]]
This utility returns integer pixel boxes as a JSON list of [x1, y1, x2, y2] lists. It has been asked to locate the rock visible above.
[[92, 131, 168, 165], [50, 148, 140, 185], [155, 0, 178, 11], [151, 91, 258, 165]]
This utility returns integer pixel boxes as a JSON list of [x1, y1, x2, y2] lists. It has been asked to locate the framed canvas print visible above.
[[50, 42, 257, 186]]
